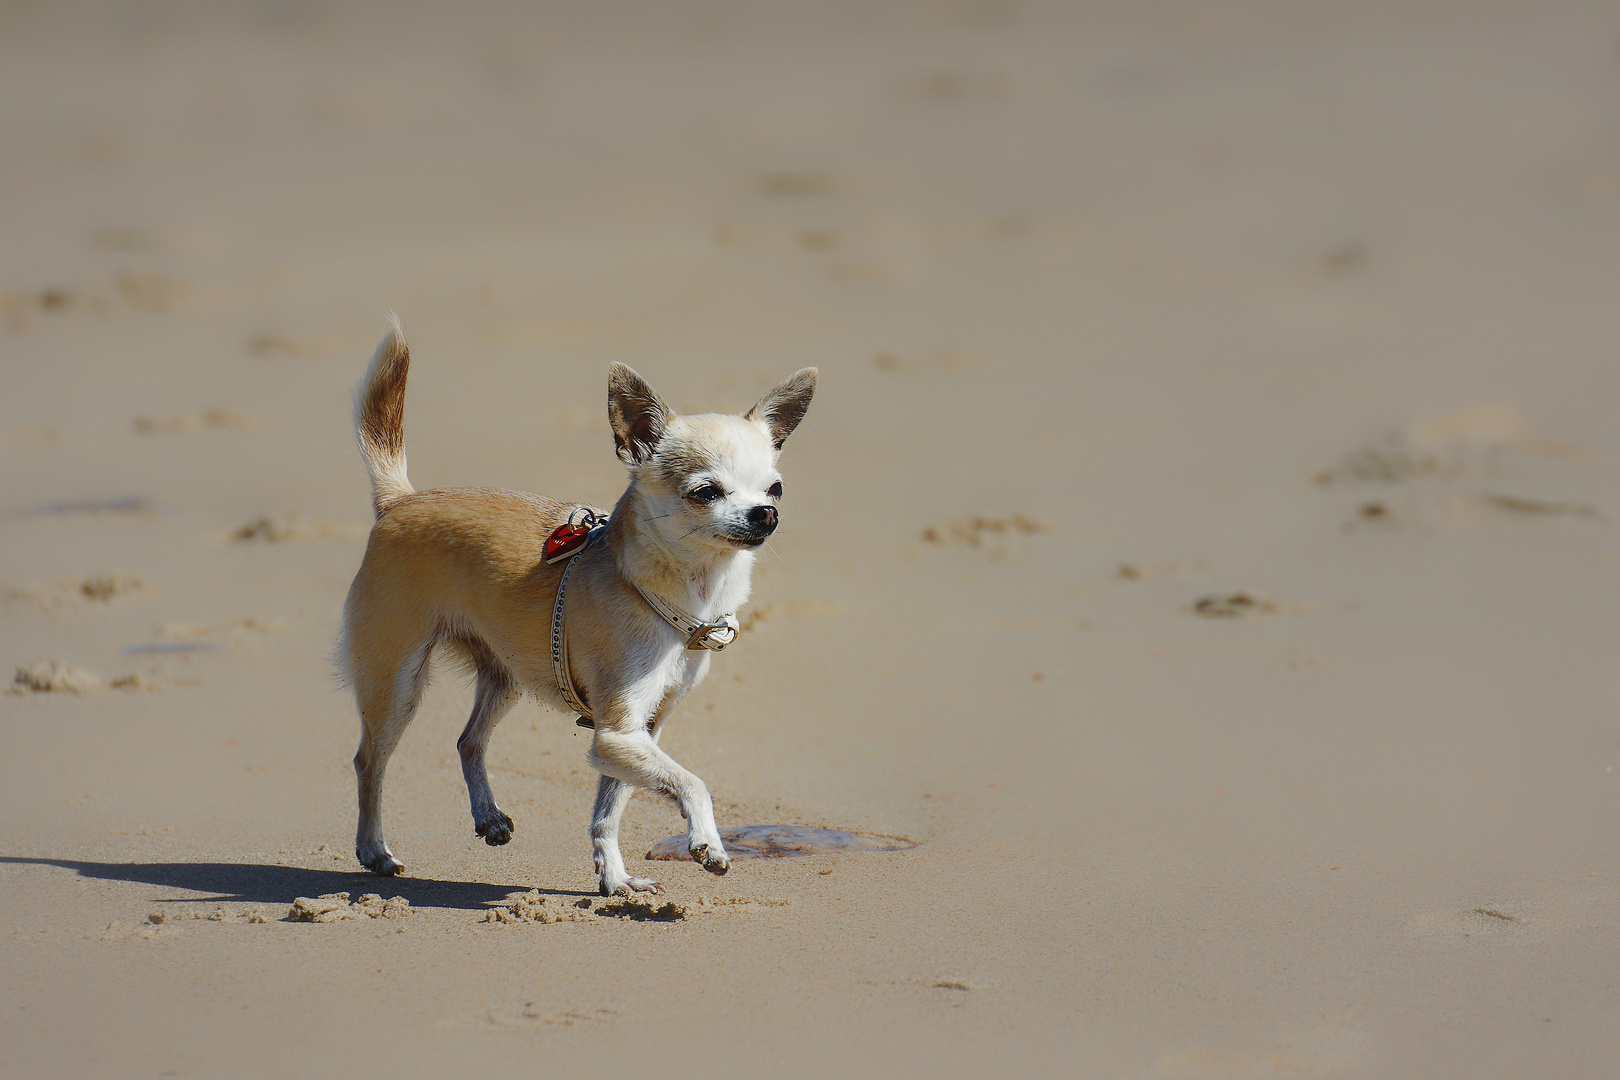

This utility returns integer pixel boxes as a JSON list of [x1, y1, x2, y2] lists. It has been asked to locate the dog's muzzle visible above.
[[739, 504, 778, 544]]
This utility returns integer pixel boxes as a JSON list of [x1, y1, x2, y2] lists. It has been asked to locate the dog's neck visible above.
[[607, 486, 754, 622]]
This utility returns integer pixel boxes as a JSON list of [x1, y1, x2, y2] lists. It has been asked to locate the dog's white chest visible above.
[[660, 644, 709, 697]]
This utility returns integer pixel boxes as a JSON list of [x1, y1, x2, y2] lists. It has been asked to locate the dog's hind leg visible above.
[[455, 639, 522, 846], [591, 775, 663, 896], [351, 636, 433, 876]]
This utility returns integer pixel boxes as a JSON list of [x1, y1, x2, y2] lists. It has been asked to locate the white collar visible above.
[[627, 576, 740, 651], [551, 518, 740, 725]]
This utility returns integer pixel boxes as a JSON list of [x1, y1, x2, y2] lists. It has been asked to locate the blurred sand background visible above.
[[3, 1, 1620, 1076]]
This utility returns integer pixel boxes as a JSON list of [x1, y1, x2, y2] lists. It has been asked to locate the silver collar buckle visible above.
[[686, 615, 740, 651]]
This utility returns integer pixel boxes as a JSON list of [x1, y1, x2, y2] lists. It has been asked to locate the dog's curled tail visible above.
[[354, 313, 415, 518]]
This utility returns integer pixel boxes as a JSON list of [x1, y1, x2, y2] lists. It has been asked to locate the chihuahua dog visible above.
[[338, 316, 815, 896]]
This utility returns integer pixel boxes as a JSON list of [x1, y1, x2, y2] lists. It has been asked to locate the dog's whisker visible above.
[[675, 520, 727, 542]]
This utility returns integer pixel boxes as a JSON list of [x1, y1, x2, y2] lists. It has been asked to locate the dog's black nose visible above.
[[747, 505, 778, 533]]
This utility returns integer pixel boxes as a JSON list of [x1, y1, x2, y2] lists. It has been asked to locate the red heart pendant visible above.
[[543, 522, 591, 564]]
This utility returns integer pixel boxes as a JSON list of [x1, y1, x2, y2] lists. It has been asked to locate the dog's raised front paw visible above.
[[598, 874, 664, 897], [688, 842, 730, 876], [475, 810, 515, 846]]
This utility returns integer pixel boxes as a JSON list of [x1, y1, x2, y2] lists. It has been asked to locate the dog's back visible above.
[[343, 487, 583, 696]]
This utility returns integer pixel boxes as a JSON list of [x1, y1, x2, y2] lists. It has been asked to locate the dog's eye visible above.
[[686, 483, 725, 504], [767, 481, 783, 498]]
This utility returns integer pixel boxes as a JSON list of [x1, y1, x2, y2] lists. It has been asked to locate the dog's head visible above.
[[608, 363, 816, 555]]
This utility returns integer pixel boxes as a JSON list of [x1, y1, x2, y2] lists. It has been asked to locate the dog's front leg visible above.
[[590, 775, 664, 896], [588, 727, 730, 877]]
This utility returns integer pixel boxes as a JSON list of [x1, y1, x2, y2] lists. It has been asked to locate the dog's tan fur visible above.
[[339, 318, 815, 895]]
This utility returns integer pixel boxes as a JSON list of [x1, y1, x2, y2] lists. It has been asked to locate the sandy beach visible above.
[[3, 2, 1619, 1075]]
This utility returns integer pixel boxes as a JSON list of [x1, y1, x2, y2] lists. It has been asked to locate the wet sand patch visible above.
[[1477, 493, 1599, 519], [122, 641, 221, 656], [645, 824, 916, 861]]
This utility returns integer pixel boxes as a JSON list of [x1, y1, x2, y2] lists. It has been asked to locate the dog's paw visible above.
[[357, 842, 406, 877], [599, 874, 664, 897], [475, 810, 515, 846], [688, 842, 730, 876]]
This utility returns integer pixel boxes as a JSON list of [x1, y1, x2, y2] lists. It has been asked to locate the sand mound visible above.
[[287, 893, 412, 923], [10, 661, 163, 694], [483, 891, 687, 924], [80, 573, 147, 601], [231, 514, 363, 543], [921, 514, 1052, 547], [2, 573, 149, 612], [12, 660, 104, 694]]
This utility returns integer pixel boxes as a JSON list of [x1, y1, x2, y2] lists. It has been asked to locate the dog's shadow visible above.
[[0, 856, 593, 910]]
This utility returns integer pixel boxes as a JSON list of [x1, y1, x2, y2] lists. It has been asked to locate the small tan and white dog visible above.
[[338, 316, 815, 896]]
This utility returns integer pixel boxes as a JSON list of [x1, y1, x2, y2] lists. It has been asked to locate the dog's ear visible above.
[[745, 368, 818, 450], [608, 363, 672, 466]]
